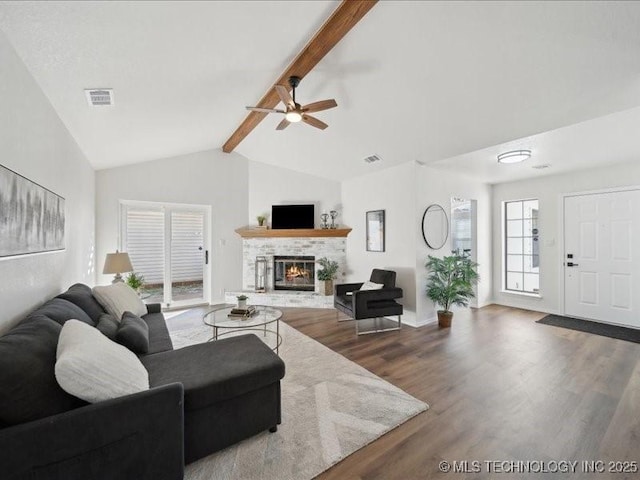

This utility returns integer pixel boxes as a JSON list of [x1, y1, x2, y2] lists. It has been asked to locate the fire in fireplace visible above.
[[273, 256, 315, 291]]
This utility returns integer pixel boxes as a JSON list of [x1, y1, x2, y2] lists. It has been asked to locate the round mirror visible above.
[[422, 204, 449, 249]]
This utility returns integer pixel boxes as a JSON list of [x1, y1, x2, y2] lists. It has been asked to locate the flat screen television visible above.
[[271, 204, 315, 229]]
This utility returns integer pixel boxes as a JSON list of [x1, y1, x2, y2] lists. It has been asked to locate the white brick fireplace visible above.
[[225, 228, 350, 308]]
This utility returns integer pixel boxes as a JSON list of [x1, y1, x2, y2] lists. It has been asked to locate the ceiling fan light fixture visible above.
[[285, 111, 302, 123], [497, 149, 531, 164]]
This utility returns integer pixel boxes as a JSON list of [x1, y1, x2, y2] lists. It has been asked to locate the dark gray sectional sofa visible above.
[[0, 284, 285, 480]]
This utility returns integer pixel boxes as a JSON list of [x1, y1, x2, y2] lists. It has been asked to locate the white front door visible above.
[[564, 189, 640, 328]]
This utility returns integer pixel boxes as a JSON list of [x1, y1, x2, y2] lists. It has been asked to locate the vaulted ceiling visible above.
[[2, 1, 640, 183]]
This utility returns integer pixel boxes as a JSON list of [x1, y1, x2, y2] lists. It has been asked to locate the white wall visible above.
[[0, 30, 95, 333], [248, 161, 341, 228], [415, 165, 492, 324], [95, 148, 248, 303], [492, 160, 640, 314], [340, 161, 492, 327], [341, 162, 418, 325]]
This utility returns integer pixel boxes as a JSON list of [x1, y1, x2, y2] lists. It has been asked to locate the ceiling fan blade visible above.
[[302, 114, 328, 130], [302, 99, 337, 113], [275, 85, 295, 109], [276, 118, 291, 130], [246, 106, 285, 114]]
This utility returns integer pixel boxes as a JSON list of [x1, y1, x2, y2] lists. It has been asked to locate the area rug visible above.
[[537, 314, 640, 344], [170, 321, 428, 480]]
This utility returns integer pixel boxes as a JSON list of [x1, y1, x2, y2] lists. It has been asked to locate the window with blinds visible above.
[[121, 203, 208, 306], [170, 211, 204, 284], [123, 209, 165, 285]]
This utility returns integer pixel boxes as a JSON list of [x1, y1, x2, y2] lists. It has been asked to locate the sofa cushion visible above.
[[116, 312, 149, 354], [56, 283, 107, 322], [0, 318, 86, 425], [92, 283, 147, 320], [27, 297, 94, 326], [95, 313, 119, 340], [55, 320, 149, 403], [142, 334, 285, 410], [143, 312, 173, 354]]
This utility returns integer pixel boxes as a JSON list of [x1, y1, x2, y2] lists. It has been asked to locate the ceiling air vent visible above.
[[364, 154, 382, 164], [85, 89, 114, 106], [532, 164, 551, 170]]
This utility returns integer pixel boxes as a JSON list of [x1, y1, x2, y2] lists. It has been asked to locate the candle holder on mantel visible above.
[[329, 210, 338, 229], [320, 213, 329, 229], [255, 256, 267, 292]]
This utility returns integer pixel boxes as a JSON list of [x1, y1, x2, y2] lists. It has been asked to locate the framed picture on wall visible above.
[[366, 210, 385, 252], [0, 164, 65, 257]]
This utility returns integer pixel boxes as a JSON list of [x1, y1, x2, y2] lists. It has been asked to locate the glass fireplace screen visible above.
[[273, 256, 315, 291]]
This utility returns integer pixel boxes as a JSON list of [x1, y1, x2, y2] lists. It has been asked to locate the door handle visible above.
[[205, 250, 209, 265], [567, 262, 579, 267]]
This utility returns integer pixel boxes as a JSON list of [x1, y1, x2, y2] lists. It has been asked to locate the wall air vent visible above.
[[532, 164, 551, 170], [85, 89, 114, 106], [364, 154, 382, 164]]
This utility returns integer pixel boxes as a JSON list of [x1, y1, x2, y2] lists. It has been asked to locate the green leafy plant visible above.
[[316, 257, 339, 281], [426, 253, 479, 313], [126, 271, 145, 291], [237, 294, 248, 301], [256, 215, 267, 226]]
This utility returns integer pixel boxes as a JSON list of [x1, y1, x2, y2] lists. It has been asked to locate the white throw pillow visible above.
[[360, 281, 385, 291], [92, 282, 147, 321], [55, 320, 149, 403]]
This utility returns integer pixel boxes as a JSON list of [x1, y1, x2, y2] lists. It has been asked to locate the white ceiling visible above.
[[428, 105, 640, 184], [2, 1, 640, 183]]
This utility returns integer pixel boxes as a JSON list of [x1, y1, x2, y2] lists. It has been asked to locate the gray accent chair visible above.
[[333, 269, 403, 335]]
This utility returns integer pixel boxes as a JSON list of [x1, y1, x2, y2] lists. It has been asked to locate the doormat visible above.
[[537, 314, 640, 344]]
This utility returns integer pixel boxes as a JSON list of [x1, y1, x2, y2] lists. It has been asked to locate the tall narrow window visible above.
[[505, 199, 539, 294]]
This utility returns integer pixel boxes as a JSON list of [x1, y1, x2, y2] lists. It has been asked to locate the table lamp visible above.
[[103, 250, 134, 284]]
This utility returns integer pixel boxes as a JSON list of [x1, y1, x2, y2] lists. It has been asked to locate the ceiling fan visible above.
[[246, 76, 337, 131]]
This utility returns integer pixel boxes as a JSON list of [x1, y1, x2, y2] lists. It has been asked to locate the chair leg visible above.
[[356, 316, 402, 336], [336, 309, 354, 323]]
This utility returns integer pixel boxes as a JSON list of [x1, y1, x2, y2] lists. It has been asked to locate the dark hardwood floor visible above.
[[168, 304, 640, 479], [281, 305, 640, 479]]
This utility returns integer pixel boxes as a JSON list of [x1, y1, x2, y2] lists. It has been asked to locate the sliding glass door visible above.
[[121, 201, 210, 309]]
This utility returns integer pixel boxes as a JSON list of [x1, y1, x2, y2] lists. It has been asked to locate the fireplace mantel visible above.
[[235, 227, 352, 238]]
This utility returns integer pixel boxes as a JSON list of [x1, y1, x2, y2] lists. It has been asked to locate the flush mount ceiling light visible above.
[[497, 149, 531, 164]]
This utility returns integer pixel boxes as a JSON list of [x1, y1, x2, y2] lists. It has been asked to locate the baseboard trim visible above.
[[402, 315, 437, 328], [490, 301, 561, 316]]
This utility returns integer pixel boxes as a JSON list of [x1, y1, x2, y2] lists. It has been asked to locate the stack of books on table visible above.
[[228, 305, 257, 319]]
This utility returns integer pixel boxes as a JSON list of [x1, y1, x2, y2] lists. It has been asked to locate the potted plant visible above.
[[426, 253, 479, 328], [236, 294, 248, 309], [316, 257, 339, 296], [256, 215, 267, 228], [126, 271, 145, 295]]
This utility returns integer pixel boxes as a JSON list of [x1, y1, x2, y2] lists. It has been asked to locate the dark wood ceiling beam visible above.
[[222, 0, 377, 153]]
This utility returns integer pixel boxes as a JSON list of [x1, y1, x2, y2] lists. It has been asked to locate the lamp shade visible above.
[[103, 251, 134, 275]]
